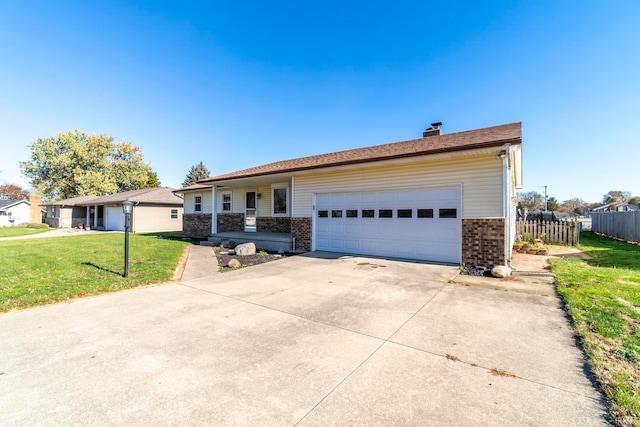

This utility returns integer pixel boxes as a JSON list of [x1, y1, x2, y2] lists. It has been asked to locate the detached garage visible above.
[[179, 122, 523, 268]]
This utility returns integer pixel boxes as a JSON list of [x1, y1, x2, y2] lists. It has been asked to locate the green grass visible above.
[[0, 223, 50, 238], [0, 233, 190, 312], [550, 232, 640, 426]]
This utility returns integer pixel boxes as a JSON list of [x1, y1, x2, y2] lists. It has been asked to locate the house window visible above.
[[272, 185, 288, 216], [50, 207, 56, 217], [439, 208, 457, 219], [170, 209, 179, 220], [221, 192, 232, 212], [194, 195, 202, 212], [417, 209, 434, 218], [379, 209, 393, 218]]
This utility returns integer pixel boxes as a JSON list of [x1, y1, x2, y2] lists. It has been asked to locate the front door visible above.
[[245, 191, 257, 232]]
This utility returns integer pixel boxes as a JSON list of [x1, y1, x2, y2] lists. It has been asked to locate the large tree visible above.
[[629, 196, 640, 208], [143, 171, 161, 188], [602, 190, 632, 204], [20, 130, 156, 201], [0, 184, 30, 200], [562, 198, 585, 215], [517, 191, 544, 211], [182, 161, 211, 187]]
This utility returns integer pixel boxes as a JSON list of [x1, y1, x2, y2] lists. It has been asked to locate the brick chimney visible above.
[[423, 122, 443, 137], [29, 195, 42, 223]]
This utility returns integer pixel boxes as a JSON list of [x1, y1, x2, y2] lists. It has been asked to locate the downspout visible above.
[[132, 201, 140, 232], [502, 144, 516, 270], [290, 176, 295, 252]]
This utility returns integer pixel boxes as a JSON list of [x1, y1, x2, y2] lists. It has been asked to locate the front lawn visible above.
[[0, 223, 50, 238], [0, 233, 189, 312], [550, 232, 640, 426]]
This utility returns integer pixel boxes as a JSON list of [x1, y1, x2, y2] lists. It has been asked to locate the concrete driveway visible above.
[[0, 253, 607, 426]]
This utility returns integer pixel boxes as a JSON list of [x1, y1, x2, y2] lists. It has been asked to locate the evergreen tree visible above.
[[182, 161, 211, 187]]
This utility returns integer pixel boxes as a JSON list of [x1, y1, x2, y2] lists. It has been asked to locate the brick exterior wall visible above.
[[462, 218, 506, 267], [291, 217, 312, 252], [45, 218, 60, 228], [257, 217, 291, 233], [183, 213, 212, 239], [217, 213, 244, 232]]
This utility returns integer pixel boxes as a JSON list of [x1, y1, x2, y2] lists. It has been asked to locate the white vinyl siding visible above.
[[294, 154, 502, 218], [133, 205, 183, 232], [183, 191, 213, 214], [217, 186, 273, 217]]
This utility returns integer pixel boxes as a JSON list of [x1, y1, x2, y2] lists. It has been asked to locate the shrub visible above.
[[25, 223, 49, 230]]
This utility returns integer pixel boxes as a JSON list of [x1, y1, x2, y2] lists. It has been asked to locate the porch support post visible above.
[[85, 207, 89, 227], [94, 205, 98, 228], [211, 185, 217, 234]]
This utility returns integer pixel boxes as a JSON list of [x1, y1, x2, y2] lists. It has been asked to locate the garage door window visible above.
[[332, 210, 343, 218], [439, 208, 457, 218], [346, 209, 358, 218], [318, 210, 328, 218], [362, 209, 375, 218], [417, 209, 434, 218], [379, 209, 392, 218], [397, 209, 412, 218]]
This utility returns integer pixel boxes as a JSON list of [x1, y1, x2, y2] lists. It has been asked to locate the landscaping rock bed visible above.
[[214, 247, 293, 272]]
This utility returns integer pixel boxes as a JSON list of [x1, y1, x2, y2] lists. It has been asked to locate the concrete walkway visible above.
[[179, 245, 219, 281], [0, 228, 107, 241]]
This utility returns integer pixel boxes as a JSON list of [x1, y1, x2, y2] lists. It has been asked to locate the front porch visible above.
[[201, 231, 294, 253]]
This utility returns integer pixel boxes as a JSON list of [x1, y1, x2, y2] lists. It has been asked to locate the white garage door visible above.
[[315, 187, 461, 263], [105, 207, 126, 231]]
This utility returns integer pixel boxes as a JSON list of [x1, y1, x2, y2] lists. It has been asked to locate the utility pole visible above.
[[544, 185, 548, 211]]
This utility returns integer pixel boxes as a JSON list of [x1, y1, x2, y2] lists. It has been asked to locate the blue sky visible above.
[[1, 1, 638, 203]]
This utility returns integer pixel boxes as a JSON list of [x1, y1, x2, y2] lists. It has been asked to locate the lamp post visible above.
[[122, 199, 133, 278]]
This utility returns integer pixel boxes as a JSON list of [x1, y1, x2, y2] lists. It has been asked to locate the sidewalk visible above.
[[0, 228, 106, 241]]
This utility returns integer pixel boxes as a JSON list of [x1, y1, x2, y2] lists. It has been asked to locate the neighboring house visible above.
[[0, 199, 32, 227], [590, 202, 638, 212], [177, 122, 523, 267], [42, 188, 184, 233]]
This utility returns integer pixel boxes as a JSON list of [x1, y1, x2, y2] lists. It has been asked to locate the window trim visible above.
[[193, 193, 203, 213], [271, 183, 289, 217], [221, 191, 232, 213]]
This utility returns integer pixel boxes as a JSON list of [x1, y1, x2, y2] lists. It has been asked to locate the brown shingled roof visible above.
[[173, 183, 212, 193], [200, 122, 521, 182], [49, 188, 182, 206]]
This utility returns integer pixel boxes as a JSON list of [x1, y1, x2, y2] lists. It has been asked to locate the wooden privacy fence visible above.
[[516, 220, 579, 246], [591, 211, 640, 243]]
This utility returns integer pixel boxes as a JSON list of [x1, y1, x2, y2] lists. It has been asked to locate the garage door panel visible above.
[[330, 224, 345, 233], [315, 188, 461, 263], [106, 207, 125, 231], [345, 240, 360, 250]]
